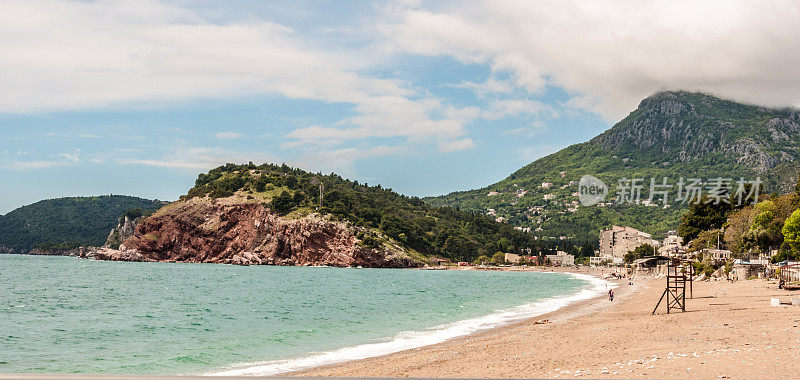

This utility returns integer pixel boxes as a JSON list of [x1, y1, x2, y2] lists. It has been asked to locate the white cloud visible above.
[[285, 95, 466, 145], [503, 121, 547, 138], [59, 150, 81, 162], [0, 0, 468, 153], [297, 145, 407, 175], [1, 149, 81, 169], [0, 160, 70, 170], [215, 131, 243, 139], [116, 146, 276, 170], [382, 0, 800, 120], [0, 0, 397, 112], [482, 99, 555, 120], [437, 138, 475, 152]]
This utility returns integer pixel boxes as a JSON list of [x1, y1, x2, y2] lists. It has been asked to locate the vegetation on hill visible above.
[[427, 91, 800, 247], [0, 196, 166, 253], [182, 162, 567, 262], [677, 176, 800, 262]]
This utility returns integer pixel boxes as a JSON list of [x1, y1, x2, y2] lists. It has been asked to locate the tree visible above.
[[292, 191, 306, 205], [678, 197, 740, 243], [624, 243, 655, 264], [781, 209, 800, 254], [285, 175, 298, 189], [271, 191, 295, 215], [742, 201, 783, 252], [491, 251, 506, 265], [475, 255, 491, 265]]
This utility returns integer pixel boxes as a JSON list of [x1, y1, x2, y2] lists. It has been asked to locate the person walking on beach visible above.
[[608, 289, 614, 302]]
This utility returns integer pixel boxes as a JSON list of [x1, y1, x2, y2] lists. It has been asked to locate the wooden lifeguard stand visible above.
[[652, 259, 693, 314]]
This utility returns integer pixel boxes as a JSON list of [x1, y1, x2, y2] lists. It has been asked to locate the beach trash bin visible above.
[[793, 298, 800, 306], [771, 298, 781, 307]]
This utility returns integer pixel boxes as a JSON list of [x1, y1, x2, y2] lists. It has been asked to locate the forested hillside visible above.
[[182, 163, 562, 262], [427, 91, 800, 244], [0, 196, 166, 253]]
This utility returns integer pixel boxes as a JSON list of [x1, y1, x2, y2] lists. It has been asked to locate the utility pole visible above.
[[318, 183, 324, 209]]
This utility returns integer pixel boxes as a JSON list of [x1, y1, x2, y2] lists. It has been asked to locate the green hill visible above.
[[0, 195, 167, 253], [180, 163, 558, 262], [426, 91, 800, 244]]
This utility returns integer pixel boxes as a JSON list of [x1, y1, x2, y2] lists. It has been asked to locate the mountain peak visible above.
[[427, 91, 800, 242], [634, 90, 698, 118], [589, 90, 800, 170]]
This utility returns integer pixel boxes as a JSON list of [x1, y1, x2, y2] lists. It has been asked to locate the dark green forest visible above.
[[0, 196, 166, 253]]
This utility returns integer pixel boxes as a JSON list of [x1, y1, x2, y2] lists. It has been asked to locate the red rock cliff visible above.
[[93, 198, 421, 267]]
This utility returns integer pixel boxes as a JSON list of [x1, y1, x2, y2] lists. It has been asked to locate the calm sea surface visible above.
[[0, 255, 598, 375]]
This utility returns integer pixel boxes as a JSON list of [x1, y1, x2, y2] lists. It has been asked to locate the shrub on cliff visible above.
[[271, 191, 296, 215]]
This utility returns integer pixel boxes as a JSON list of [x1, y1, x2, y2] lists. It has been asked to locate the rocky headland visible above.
[[89, 198, 423, 268]]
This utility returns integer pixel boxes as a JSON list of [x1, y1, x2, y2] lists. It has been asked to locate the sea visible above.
[[0, 255, 607, 375]]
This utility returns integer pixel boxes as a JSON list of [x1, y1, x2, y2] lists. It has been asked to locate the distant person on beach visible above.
[[608, 289, 614, 302]]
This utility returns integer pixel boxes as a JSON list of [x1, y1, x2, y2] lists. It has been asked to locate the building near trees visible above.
[[595, 225, 660, 265], [546, 251, 575, 266]]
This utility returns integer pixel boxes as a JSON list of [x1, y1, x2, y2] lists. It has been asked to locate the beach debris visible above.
[[533, 319, 550, 325]]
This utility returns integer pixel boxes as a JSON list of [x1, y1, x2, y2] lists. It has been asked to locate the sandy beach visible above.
[[295, 269, 800, 379]]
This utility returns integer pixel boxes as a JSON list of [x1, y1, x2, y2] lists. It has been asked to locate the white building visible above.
[[598, 225, 660, 261], [702, 248, 732, 261], [546, 251, 575, 266], [658, 234, 684, 256], [505, 252, 521, 264]]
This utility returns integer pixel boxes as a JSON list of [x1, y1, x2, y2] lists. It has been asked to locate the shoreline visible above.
[[288, 267, 629, 377], [207, 267, 618, 376], [294, 276, 800, 379]]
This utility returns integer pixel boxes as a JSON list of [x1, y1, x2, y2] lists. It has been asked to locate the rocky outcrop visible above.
[[103, 215, 142, 249], [0, 245, 19, 254], [589, 91, 800, 176], [94, 198, 422, 267]]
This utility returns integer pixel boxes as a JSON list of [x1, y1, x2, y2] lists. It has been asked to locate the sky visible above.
[[3, 0, 800, 214]]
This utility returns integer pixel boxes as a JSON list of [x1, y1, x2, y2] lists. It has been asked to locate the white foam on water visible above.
[[206, 271, 612, 376]]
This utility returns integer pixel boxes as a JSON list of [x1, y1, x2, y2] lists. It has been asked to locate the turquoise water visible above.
[[0, 255, 593, 375]]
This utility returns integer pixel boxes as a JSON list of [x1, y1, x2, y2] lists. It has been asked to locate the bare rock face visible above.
[[103, 215, 142, 249], [96, 198, 421, 267]]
